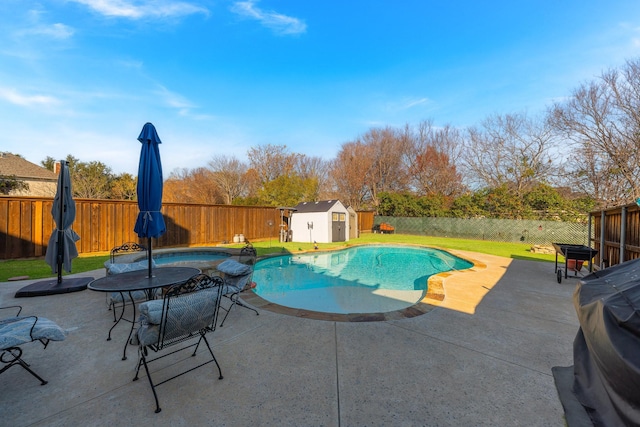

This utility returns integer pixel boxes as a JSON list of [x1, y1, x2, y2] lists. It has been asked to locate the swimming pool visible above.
[[252, 245, 473, 315], [152, 251, 231, 265], [129, 248, 232, 275]]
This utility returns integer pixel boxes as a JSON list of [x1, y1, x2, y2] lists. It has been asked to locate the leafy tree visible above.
[[72, 160, 113, 199], [416, 194, 449, 217], [231, 195, 261, 206], [566, 196, 596, 222], [43, 154, 113, 198], [448, 193, 487, 219], [42, 154, 119, 199], [0, 175, 29, 195], [523, 183, 564, 213], [479, 185, 531, 219], [258, 175, 317, 207], [41, 156, 57, 172], [110, 173, 137, 200], [378, 192, 419, 216]]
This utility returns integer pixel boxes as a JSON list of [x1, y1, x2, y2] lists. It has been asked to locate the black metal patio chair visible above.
[[0, 305, 66, 385], [132, 273, 224, 413], [104, 242, 157, 340], [217, 244, 259, 326]]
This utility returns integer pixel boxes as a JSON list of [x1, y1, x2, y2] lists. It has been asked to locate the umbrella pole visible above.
[[148, 236, 152, 278], [57, 229, 63, 284], [56, 162, 66, 285]]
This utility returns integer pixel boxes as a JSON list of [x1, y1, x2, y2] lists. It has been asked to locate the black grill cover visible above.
[[573, 258, 640, 426]]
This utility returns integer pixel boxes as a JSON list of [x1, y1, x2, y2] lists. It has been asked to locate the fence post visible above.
[[600, 211, 606, 269], [620, 206, 627, 264]]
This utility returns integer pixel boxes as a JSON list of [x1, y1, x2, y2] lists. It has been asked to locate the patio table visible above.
[[88, 266, 200, 360]]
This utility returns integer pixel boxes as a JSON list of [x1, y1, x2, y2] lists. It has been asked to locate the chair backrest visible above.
[[110, 242, 147, 264], [137, 274, 224, 350], [239, 243, 257, 266], [216, 259, 253, 292]]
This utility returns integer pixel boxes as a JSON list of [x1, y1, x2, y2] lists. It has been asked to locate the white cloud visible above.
[[71, 0, 209, 19], [154, 85, 194, 110], [402, 98, 430, 109], [0, 87, 60, 107], [20, 23, 75, 39], [231, 1, 306, 35], [382, 97, 432, 113]]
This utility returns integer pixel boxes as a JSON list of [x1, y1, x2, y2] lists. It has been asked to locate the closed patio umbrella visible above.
[[134, 122, 166, 277], [44, 160, 79, 276], [16, 160, 92, 297]]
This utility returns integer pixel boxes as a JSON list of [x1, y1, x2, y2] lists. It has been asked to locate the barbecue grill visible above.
[[552, 243, 598, 283]]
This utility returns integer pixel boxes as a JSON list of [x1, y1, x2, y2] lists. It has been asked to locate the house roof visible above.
[[0, 153, 57, 181], [293, 200, 343, 213]]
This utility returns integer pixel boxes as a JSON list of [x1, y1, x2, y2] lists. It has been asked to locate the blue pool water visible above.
[[252, 245, 473, 314], [153, 251, 231, 265]]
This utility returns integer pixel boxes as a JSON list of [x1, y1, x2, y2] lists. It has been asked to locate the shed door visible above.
[[332, 212, 346, 242]]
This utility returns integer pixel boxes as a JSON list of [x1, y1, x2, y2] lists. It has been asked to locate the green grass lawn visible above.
[[0, 233, 556, 282]]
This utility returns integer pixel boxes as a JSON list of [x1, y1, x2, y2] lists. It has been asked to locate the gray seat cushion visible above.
[[104, 259, 157, 276], [0, 316, 66, 350], [217, 259, 252, 276], [105, 259, 158, 303], [217, 260, 253, 294], [135, 288, 220, 347]]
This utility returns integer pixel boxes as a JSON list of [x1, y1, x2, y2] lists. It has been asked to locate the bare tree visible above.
[[549, 59, 640, 205], [164, 167, 223, 204], [247, 144, 297, 184], [329, 140, 374, 210], [403, 120, 466, 197], [295, 154, 331, 200], [362, 126, 410, 208], [207, 155, 248, 205], [463, 112, 556, 195]]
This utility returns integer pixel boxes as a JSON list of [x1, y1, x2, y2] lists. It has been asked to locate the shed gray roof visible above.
[[293, 200, 342, 213], [0, 153, 57, 181]]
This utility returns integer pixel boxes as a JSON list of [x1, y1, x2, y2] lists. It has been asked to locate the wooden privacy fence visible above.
[[589, 202, 640, 268], [357, 211, 374, 234], [1, 196, 375, 260], [0, 197, 282, 260]]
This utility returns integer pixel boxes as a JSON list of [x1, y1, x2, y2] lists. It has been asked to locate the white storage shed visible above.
[[290, 200, 350, 243]]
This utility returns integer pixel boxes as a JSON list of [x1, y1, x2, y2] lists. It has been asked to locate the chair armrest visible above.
[[0, 305, 22, 317]]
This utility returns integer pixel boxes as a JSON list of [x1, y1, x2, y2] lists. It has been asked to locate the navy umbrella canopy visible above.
[[44, 160, 80, 276], [16, 160, 93, 297], [134, 122, 167, 277]]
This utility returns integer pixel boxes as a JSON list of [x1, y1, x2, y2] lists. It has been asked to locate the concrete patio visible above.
[[0, 251, 578, 426]]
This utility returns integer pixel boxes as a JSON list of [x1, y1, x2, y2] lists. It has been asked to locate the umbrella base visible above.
[[15, 277, 93, 298]]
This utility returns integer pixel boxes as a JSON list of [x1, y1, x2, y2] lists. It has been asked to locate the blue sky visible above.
[[2, 1, 640, 175]]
